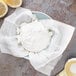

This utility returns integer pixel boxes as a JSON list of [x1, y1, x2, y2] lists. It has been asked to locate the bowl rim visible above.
[[32, 11, 52, 19]]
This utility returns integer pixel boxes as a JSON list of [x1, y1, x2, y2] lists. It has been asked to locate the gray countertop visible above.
[[0, 0, 76, 76]]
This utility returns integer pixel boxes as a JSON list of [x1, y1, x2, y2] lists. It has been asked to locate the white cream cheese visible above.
[[17, 21, 53, 53]]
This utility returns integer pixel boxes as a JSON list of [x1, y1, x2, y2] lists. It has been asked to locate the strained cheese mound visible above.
[[18, 21, 53, 53]]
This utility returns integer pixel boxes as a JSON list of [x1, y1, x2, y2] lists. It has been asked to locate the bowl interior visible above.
[[33, 11, 51, 20]]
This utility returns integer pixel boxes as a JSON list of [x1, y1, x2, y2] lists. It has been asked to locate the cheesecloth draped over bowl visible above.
[[0, 7, 75, 76]]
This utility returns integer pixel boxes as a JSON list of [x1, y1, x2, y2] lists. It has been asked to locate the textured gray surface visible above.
[[0, 0, 76, 76]]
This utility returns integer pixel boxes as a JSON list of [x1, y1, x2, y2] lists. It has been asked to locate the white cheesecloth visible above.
[[0, 7, 75, 76]]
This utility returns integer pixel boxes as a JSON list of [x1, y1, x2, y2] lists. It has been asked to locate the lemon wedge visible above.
[[4, 0, 22, 8], [0, 0, 8, 18]]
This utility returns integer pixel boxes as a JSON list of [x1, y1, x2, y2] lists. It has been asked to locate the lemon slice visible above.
[[4, 0, 22, 8], [57, 58, 76, 76], [0, 0, 8, 18], [65, 58, 76, 76]]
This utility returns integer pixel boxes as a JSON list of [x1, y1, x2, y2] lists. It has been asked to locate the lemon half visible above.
[[4, 0, 22, 8], [0, 0, 8, 18]]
